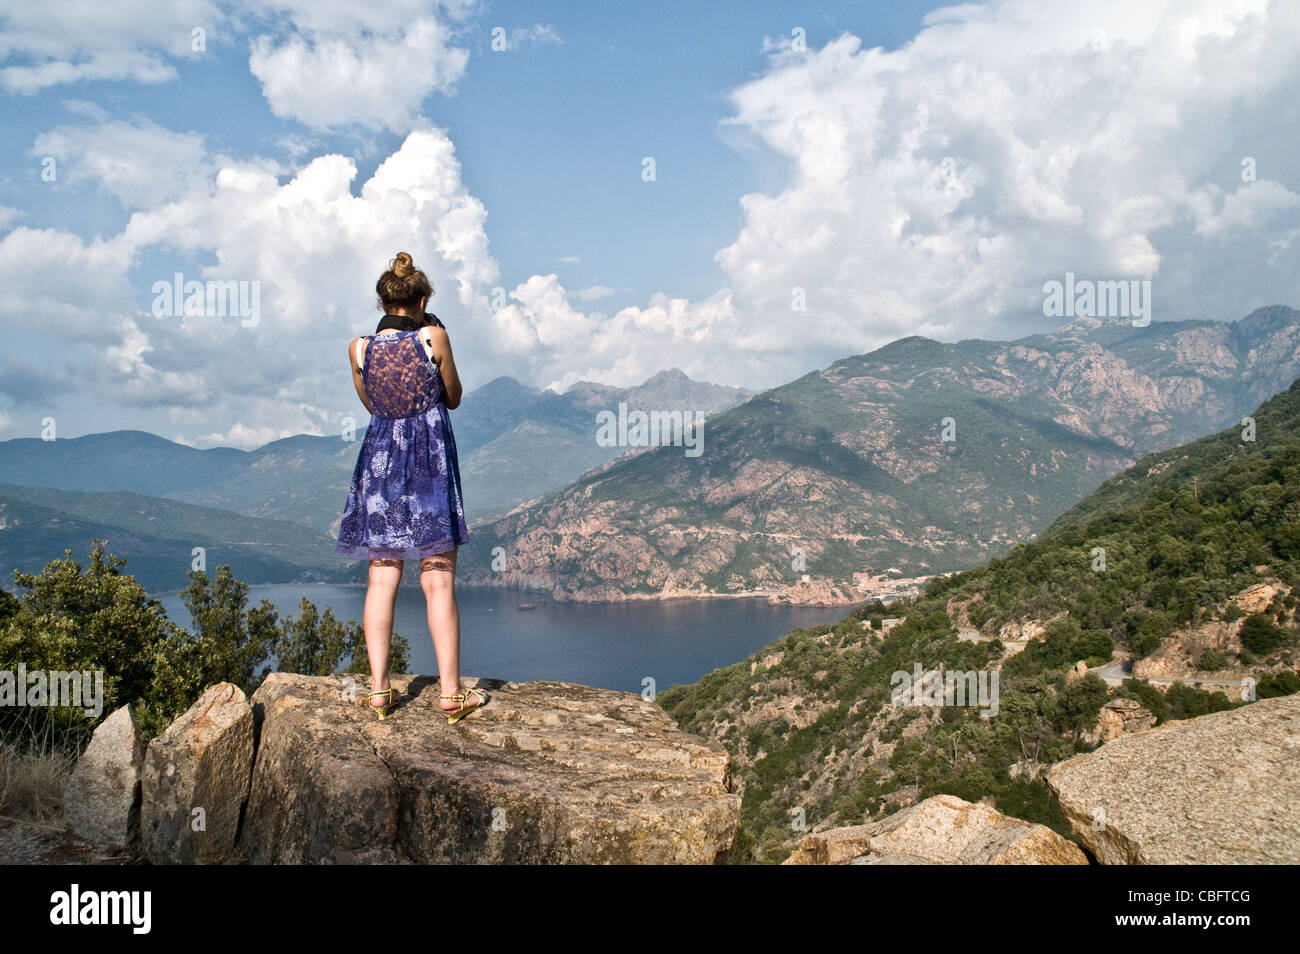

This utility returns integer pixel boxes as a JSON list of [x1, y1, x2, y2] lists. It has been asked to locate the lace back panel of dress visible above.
[[365, 334, 442, 419]]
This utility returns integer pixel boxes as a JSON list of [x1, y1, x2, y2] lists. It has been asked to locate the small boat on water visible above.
[[517, 602, 538, 611]]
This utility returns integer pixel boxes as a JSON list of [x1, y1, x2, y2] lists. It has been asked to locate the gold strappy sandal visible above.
[[367, 686, 399, 721], [439, 687, 487, 724]]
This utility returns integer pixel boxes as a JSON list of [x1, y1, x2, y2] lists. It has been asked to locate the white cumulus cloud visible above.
[[713, 0, 1300, 364], [0, 0, 225, 93], [247, 6, 472, 131], [4, 0, 1300, 447]]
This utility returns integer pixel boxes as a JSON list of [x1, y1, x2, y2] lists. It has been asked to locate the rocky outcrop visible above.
[[1048, 694, 1300, 863], [1232, 580, 1288, 614], [783, 794, 1087, 865], [239, 673, 739, 864], [140, 683, 254, 864], [1082, 698, 1157, 745], [70, 674, 739, 865], [849, 852, 939, 864], [1133, 619, 1237, 680], [1132, 579, 1290, 681], [998, 620, 1047, 642], [783, 824, 877, 865], [63, 704, 145, 848], [767, 579, 863, 606]]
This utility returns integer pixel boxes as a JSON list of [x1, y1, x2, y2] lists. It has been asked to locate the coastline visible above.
[[150, 577, 884, 609]]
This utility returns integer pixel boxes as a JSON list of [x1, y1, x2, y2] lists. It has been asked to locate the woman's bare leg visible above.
[[419, 549, 462, 710], [364, 558, 403, 705]]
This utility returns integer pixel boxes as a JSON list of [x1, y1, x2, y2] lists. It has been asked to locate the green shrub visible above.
[[1119, 678, 1168, 723], [1257, 670, 1300, 698], [1198, 647, 1229, 670], [1239, 613, 1286, 654], [0, 587, 18, 623], [0, 541, 408, 753], [1057, 675, 1110, 733]]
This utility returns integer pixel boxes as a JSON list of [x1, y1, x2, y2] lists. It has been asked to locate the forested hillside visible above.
[[657, 377, 1300, 863]]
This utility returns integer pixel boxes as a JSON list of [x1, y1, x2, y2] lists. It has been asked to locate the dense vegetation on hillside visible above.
[[940, 377, 1300, 648], [658, 378, 1300, 863], [0, 541, 409, 753]]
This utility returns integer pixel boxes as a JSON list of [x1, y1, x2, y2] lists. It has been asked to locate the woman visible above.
[[335, 251, 485, 723]]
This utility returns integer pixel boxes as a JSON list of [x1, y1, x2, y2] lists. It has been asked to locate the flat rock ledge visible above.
[[1048, 694, 1300, 864], [783, 794, 1088, 865], [238, 673, 740, 864]]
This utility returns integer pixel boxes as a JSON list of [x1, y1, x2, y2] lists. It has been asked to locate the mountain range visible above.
[[459, 306, 1300, 601], [454, 369, 752, 520], [0, 368, 752, 591], [0, 482, 350, 588], [3, 309, 1298, 598]]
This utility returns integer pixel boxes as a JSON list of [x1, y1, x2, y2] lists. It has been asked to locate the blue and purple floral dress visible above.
[[335, 330, 468, 560]]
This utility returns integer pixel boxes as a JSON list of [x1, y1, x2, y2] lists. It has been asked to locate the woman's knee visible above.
[[419, 552, 456, 594], [420, 569, 455, 595]]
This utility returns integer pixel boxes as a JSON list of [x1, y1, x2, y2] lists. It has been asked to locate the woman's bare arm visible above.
[[424, 326, 462, 409], [348, 337, 372, 414]]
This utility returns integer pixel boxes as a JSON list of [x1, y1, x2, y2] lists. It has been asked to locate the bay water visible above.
[[157, 583, 856, 695]]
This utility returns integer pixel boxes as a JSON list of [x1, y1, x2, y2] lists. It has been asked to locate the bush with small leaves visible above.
[[1198, 647, 1229, 671], [1239, 613, 1286, 654]]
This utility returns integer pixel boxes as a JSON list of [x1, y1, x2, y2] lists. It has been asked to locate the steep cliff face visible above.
[[463, 308, 1300, 602]]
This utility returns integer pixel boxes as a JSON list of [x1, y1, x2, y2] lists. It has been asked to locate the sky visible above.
[[0, 0, 1297, 448]]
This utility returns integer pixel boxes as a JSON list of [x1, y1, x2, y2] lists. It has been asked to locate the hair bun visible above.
[[391, 251, 415, 278], [376, 251, 433, 312]]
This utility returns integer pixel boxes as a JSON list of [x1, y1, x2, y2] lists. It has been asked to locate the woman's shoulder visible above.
[[348, 334, 372, 369]]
